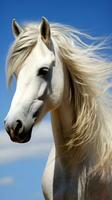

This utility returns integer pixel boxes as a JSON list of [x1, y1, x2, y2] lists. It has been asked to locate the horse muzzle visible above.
[[4, 119, 32, 143]]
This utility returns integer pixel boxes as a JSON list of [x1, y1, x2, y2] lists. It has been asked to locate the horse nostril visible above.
[[14, 120, 23, 135]]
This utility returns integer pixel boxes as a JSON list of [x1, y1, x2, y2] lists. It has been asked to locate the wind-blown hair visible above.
[[7, 22, 112, 173]]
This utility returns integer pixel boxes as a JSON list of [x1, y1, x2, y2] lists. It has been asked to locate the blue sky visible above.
[[0, 0, 112, 200]]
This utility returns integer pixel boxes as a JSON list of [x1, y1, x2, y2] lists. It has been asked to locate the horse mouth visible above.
[[9, 127, 33, 143]]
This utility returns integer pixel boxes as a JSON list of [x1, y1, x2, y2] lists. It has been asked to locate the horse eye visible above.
[[37, 67, 49, 77]]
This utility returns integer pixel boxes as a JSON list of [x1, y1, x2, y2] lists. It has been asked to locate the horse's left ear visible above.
[[12, 19, 23, 38], [40, 17, 51, 47]]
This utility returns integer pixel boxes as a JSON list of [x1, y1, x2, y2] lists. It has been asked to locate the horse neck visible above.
[[51, 66, 85, 171], [51, 67, 102, 170], [51, 66, 72, 150], [51, 90, 73, 153]]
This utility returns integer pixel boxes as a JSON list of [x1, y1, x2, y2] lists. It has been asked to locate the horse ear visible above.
[[40, 17, 51, 47], [12, 19, 23, 37]]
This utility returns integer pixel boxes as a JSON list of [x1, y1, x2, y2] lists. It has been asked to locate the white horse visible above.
[[5, 17, 112, 200]]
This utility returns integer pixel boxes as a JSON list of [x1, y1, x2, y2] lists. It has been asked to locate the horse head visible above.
[[4, 17, 64, 143]]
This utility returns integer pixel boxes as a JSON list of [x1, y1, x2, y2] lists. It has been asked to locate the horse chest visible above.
[[42, 147, 86, 200]]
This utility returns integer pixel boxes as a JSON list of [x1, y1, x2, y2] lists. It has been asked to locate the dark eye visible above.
[[37, 67, 49, 77]]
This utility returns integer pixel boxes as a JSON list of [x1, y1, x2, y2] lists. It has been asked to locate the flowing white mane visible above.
[[7, 22, 112, 172]]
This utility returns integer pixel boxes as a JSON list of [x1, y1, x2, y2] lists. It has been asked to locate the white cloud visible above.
[[0, 177, 14, 186], [0, 120, 53, 165]]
